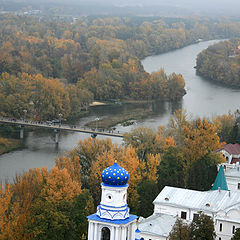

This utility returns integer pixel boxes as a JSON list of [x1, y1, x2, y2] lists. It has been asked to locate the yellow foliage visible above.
[[42, 166, 81, 204], [183, 118, 224, 165]]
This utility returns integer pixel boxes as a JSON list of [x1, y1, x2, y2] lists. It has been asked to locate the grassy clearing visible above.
[[0, 137, 22, 155], [85, 108, 152, 129]]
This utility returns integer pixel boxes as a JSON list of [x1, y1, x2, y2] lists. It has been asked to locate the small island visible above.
[[196, 39, 240, 88]]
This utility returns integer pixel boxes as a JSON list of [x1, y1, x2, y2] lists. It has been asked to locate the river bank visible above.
[[2, 40, 240, 182], [0, 137, 22, 155], [85, 107, 153, 129]]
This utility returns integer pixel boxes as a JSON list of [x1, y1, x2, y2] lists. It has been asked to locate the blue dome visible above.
[[101, 162, 129, 187]]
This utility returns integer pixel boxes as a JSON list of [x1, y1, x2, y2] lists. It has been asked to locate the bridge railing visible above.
[[0, 117, 126, 137]]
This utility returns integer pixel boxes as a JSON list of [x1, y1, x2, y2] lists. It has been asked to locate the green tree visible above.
[[186, 152, 219, 191], [157, 147, 186, 191], [26, 199, 71, 240], [136, 179, 158, 217], [169, 218, 190, 240], [232, 228, 240, 240], [123, 126, 160, 161], [189, 212, 216, 240], [70, 190, 95, 239]]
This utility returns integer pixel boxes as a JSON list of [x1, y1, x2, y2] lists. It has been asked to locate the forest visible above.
[[1, 108, 240, 239], [196, 39, 240, 87], [2, 14, 240, 239], [1, 15, 240, 120]]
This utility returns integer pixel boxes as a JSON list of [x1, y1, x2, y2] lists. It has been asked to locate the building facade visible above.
[[139, 167, 240, 240], [87, 162, 138, 240]]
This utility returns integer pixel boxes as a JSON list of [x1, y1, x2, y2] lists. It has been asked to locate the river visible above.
[[1, 39, 240, 182]]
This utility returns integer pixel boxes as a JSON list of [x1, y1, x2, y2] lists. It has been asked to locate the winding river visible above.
[[1, 40, 240, 182]]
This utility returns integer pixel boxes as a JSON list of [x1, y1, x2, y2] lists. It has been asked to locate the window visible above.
[[220, 223, 222, 232], [238, 183, 240, 190], [233, 226, 235, 234], [193, 213, 199, 220], [181, 211, 187, 219], [219, 238, 221, 240], [101, 227, 110, 240], [106, 194, 113, 202]]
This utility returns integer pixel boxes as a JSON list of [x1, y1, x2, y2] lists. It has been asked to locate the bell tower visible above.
[[87, 162, 138, 240]]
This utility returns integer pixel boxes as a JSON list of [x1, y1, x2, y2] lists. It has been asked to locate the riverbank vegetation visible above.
[[0, 137, 22, 155], [196, 39, 240, 87], [85, 108, 152, 129], [0, 125, 23, 155], [0, 110, 228, 239], [2, 15, 240, 120]]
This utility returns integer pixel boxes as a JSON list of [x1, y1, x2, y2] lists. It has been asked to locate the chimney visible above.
[[218, 187, 221, 192]]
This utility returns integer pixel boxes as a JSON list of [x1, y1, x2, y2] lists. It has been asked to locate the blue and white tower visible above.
[[87, 162, 138, 240]]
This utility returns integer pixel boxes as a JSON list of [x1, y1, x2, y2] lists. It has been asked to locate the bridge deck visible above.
[[0, 118, 124, 138]]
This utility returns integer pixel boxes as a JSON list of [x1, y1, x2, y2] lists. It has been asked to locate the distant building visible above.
[[217, 143, 240, 165], [225, 162, 240, 192]]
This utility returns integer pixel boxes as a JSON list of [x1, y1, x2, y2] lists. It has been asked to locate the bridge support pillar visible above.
[[19, 125, 24, 139], [54, 129, 60, 144]]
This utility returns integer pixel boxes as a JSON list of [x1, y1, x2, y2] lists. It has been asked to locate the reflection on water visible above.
[[1, 40, 240, 182]]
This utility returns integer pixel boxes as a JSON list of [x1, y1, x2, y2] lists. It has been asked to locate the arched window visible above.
[[101, 227, 110, 240]]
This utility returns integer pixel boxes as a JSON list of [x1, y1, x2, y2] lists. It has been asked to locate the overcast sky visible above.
[[3, 0, 240, 16]]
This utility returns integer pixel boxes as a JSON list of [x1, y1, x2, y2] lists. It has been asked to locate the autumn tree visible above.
[[183, 118, 223, 166], [89, 144, 141, 211], [0, 168, 48, 240], [167, 109, 189, 147], [123, 126, 161, 161], [212, 112, 235, 143], [69, 138, 114, 189]]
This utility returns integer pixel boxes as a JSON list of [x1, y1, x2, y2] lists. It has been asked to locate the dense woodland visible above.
[[196, 39, 240, 87], [1, 15, 240, 120]]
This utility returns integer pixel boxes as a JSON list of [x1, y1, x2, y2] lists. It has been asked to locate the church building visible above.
[[87, 162, 138, 240]]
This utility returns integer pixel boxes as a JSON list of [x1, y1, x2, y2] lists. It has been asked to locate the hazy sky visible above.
[[3, 0, 240, 16]]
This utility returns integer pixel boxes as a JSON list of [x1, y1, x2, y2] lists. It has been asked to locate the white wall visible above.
[[215, 219, 240, 240], [140, 232, 167, 240], [154, 204, 212, 221], [226, 176, 240, 191]]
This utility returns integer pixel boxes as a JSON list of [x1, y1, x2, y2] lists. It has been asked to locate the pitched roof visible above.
[[153, 186, 240, 213], [221, 144, 240, 155], [139, 214, 177, 237], [211, 165, 228, 191]]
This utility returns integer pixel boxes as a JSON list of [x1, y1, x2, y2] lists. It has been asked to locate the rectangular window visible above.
[[233, 226, 235, 234], [181, 211, 187, 219], [220, 223, 222, 232], [238, 183, 240, 189], [193, 213, 199, 220]]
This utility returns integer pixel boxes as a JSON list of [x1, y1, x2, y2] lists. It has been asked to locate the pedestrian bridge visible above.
[[0, 117, 124, 143]]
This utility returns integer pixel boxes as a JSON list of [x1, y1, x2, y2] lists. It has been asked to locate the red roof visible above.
[[222, 144, 240, 155]]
